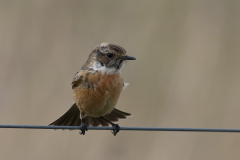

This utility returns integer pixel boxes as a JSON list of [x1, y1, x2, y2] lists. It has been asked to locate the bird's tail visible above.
[[49, 103, 132, 127]]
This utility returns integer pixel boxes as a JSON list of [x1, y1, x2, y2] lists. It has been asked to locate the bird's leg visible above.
[[101, 117, 120, 136], [79, 114, 88, 135]]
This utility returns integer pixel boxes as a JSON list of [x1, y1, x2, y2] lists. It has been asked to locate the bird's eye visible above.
[[106, 53, 113, 58]]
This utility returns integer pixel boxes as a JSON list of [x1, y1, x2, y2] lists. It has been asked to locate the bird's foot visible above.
[[111, 124, 120, 136], [79, 123, 88, 135]]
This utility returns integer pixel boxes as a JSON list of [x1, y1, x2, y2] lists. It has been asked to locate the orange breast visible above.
[[73, 71, 124, 117]]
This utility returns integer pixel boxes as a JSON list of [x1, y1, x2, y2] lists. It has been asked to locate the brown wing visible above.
[[72, 70, 84, 89]]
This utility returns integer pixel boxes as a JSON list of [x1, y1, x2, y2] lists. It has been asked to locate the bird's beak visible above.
[[124, 55, 136, 60]]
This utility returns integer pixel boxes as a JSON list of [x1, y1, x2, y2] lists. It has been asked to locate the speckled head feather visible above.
[[108, 44, 126, 55], [83, 43, 135, 73]]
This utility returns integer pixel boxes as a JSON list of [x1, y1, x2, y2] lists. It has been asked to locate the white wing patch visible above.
[[123, 83, 129, 90]]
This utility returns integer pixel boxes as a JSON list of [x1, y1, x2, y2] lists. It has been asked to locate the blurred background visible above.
[[1, 0, 240, 160]]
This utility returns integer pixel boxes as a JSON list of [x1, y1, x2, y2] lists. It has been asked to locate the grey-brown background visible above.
[[1, 0, 240, 160]]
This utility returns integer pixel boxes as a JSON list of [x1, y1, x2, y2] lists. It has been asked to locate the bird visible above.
[[49, 42, 136, 136]]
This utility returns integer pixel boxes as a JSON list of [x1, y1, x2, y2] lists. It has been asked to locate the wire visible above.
[[0, 125, 240, 132]]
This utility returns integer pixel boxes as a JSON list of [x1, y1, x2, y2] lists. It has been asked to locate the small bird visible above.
[[49, 43, 136, 135]]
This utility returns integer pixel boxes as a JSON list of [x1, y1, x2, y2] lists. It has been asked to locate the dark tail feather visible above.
[[49, 103, 81, 126], [103, 108, 132, 123], [49, 104, 132, 127], [89, 108, 132, 126]]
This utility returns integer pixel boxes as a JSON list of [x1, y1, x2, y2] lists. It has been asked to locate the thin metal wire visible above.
[[0, 125, 240, 132]]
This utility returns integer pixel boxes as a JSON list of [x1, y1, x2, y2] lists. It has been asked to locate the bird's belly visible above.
[[73, 72, 123, 117], [80, 96, 115, 117]]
